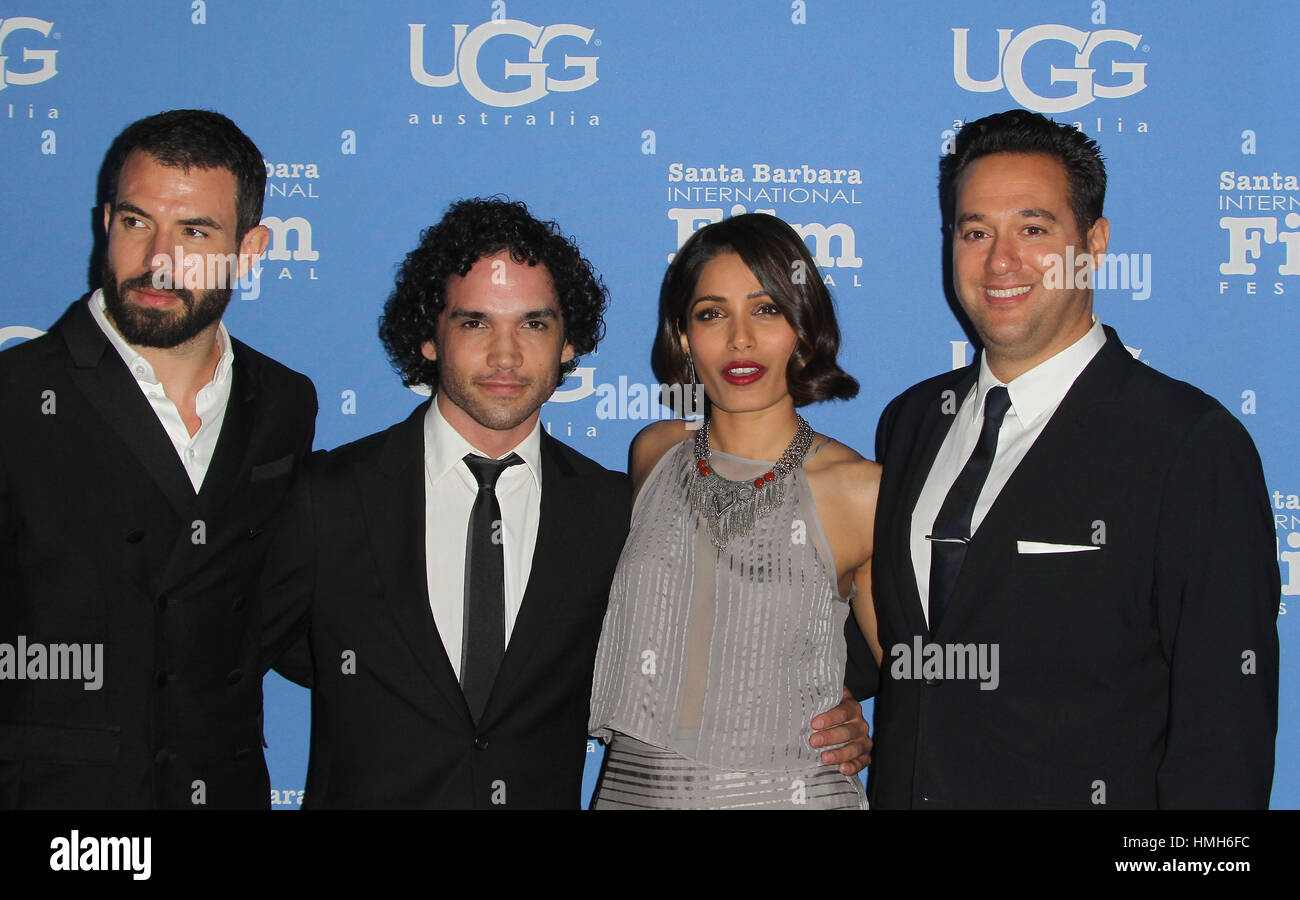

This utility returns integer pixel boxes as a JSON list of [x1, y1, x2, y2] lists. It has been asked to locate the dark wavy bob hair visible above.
[[379, 197, 609, 389], [651, 213, 858, 409]]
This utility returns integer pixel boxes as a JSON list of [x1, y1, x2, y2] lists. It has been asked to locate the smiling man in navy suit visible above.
[[867, 109, 1279, 809]]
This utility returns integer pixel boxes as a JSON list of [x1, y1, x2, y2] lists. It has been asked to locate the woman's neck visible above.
[[706, 402, 801, 462]]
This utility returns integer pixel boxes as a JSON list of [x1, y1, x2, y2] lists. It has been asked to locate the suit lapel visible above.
[[481, 432, 579, 722], [156, 345, 258, 592], [195, 342, 257, 514], [360, 401, 470, 721], [936, 331, 1132, 638], [894, 368, 976, 638], [59, 301, 198, 520]]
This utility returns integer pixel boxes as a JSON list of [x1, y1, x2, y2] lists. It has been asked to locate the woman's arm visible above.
[[852, 562, 884, 667]]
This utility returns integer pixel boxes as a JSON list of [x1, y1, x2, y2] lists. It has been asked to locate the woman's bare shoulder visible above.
[[805, 435, 882, 500], [629, 420, 694, 492]]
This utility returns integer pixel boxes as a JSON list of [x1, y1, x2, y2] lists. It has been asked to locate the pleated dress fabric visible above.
[[588, 439, 866, 809]]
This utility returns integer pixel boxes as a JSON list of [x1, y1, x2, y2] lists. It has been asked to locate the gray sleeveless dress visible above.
[[588, 438, 867, 809]]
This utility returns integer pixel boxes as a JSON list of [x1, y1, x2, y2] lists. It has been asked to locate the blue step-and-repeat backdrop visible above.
[[1, 1, 1295, 808]]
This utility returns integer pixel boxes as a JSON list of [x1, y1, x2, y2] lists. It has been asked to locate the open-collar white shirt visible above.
[[88, 290, 234, 492]]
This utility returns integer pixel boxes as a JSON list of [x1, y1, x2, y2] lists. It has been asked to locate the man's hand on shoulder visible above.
[[810, 686, 872, 775]]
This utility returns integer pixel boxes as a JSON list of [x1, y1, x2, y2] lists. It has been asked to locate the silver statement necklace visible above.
[[689, 415, 814, 549]]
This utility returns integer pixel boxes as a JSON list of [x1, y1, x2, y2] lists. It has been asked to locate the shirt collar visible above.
[[89, 289, 234, 387], [973, 315, 1107, 429], [423, 392, 543, 490]]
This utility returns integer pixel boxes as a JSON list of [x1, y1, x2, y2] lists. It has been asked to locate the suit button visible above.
[[233, 747, 252, 761], [155, 670, 169, 688], [156, 594, 169, 613], [126, 529, 145, 544], [227, 668, 243, 685], [232, 595, 246, 612], [154, 749, 172, 766], [248, 527, 263, 539], [474, 735, 490, 751]]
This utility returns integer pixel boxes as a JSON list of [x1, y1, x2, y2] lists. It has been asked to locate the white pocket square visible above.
[[1016, 540, 1100, 554]]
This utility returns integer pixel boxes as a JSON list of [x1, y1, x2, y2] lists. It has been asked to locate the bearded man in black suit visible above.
[[0, 110, 316, 808]]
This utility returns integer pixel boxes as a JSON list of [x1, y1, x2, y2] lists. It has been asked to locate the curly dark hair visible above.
[[940, 108, 1106, 236], [379, 197, 609, 389], [651, 213, 858, 410]]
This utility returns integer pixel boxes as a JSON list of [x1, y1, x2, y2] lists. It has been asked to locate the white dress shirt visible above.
[[423, 395, 543, 680], [89, 290, 234, 492], [910, 317, 1107, 624]]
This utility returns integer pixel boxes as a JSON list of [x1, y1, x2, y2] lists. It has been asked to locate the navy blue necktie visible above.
[[461, 452, 522, 723], [927, 386, 1012, 633]]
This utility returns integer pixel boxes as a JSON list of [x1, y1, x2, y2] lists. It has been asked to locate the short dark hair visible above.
[[103, 109, 266, 240], [940, 108, 1107, 235], [651, 213, 858, 409], [379, 197, 609, 389]]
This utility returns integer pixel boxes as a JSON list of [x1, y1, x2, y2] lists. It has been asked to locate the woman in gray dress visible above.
[[588, 214, 883, 809]]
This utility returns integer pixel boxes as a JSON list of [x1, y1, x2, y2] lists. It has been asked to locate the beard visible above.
[[436, 366, 554, 433], [101, 261, 232, 349], [434, 338, 562, 436]]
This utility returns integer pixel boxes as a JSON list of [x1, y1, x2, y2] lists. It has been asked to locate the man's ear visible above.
[[1086, 216, 1110, 259], [102, 202, 112, 236], [421, 339, 437, 362], [561, 342, 574, 364], [236, 224, 271, 279]]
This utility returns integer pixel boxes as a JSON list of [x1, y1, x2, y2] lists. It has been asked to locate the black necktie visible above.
[[927, 386, 1012, 633], [461, 452, 523, 722]]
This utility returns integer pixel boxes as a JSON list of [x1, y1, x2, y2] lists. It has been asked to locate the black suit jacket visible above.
[[867, 327, 1279, 808], [274, 401, 631, 809], [0, 299, 316, 809]]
